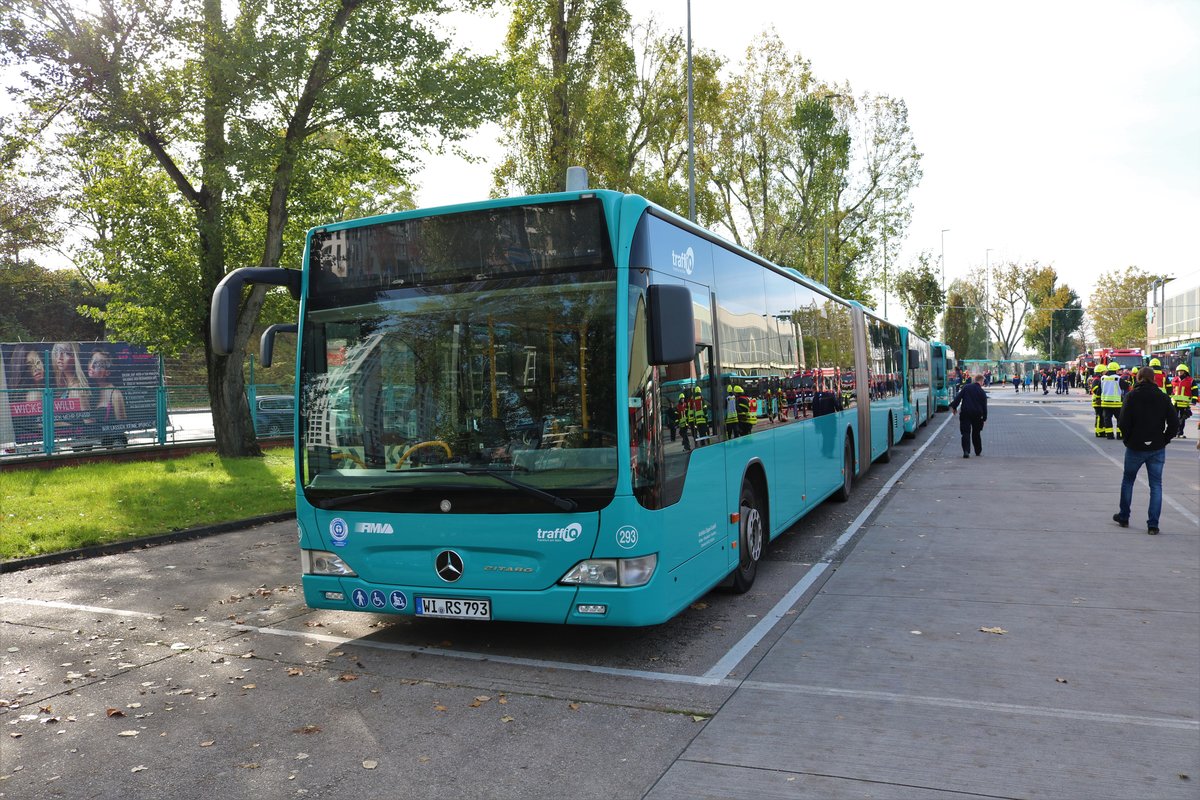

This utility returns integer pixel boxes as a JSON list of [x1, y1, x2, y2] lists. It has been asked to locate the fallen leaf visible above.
[[294, 725, 321, 735], [497, 696, 507, 705], [1055, 677, 1069, 684], [568, 702, 581, 711], [500, 715, 514, 723], [8, 732, 21, 739], [338, 673, 358, 682], [106, 708, 126, 718], [286, 668, 303, 677], [690, 602, 708, 610], [200, 741, 215, 747], [131, 765, 147, 773], [979, 626, 1007, 635], [39, 704, 52, 713], [433, 704, 448, 713], [691, 715, 709, 722], [118, 730, 139, 737], [242, 684, 256, 690], [418, 756, 430, 764], [362, 760, 378, 770]]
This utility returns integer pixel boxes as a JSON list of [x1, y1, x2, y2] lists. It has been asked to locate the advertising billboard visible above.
[[0, 342, 159, 448]]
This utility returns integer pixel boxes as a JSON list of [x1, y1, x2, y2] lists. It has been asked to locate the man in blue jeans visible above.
[[1114, 366, 1178, 535]]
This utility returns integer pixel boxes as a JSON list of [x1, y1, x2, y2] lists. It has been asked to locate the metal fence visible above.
[[1, 377, 294, 458]]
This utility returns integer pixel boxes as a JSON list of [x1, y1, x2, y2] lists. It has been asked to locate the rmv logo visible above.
[[356, 522, 394, 534], [537, 522, 583, 542], [671, 247, 695, 276]]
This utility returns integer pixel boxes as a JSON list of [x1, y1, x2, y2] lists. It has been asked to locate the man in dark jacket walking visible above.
[[950, 373, 988, 458], [1113, 366, 1178, 535]]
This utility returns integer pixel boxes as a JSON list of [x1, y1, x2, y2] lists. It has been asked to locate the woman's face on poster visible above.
[[25, 350, 45, 383]]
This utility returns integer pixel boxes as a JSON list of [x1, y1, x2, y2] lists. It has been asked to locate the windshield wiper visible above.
[[312, 468, 577, 512], [451, 468, 578, 512]]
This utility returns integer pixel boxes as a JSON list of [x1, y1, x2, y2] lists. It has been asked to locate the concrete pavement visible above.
[[647, 387, 1200, 799], [2, 386, 1197, 799]]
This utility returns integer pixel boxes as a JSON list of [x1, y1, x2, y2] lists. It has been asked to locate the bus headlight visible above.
[[301, 549, 358, 577], [559, 554, 657, 587]]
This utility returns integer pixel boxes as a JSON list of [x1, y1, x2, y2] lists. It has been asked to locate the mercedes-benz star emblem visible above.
[[435, 550, 464, 583]]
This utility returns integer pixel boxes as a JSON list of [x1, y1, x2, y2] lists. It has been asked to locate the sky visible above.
[[423, 0, 1200, 315]]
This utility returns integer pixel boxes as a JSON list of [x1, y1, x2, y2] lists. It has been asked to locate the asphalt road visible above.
[[1, 415, 931, 800]]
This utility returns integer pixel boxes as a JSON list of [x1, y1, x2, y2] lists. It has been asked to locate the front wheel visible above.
[[834, 437, 853, 502], [730, 481, 765, 594]]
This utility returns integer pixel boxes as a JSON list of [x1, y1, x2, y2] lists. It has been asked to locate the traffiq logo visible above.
[[671, 247, 695, 275], [536, 522, 583, 542]]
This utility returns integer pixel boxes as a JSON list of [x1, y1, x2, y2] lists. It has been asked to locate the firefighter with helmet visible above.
[[1171, 364, 1197, 438], [1096, 361, 1129, 439], [1149, 357, 1167, 391], [1090, 362, 1106, 437]]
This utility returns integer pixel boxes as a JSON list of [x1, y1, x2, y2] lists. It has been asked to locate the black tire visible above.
[[730, 481, 764, 594], [878, 415, 893, 463], [834, 437, 853, 502]]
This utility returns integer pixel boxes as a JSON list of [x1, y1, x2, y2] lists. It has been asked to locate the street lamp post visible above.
[[940, 228, 949, 294], [686, 0, 695, 222], [985, 248, 994, 359], [880, 186, 895, 318]]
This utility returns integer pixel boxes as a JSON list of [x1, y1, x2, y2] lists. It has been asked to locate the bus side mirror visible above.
[[260, 323, 298, 368], [211, 268, 302, 355], [647, 284, 696, 365]]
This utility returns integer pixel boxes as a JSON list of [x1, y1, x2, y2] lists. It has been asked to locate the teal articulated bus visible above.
[[212, 186, 910, 626], [930, 340, 956, 410], [899, 328, 933, 436]]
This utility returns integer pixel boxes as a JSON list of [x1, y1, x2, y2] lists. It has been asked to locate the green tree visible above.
[[3, 0, 505, 457], [943, 274, 987, 359], [1024, 268, 1083, 360], [0, 172, 61, 269], [1088, 266, 1162, 348], [494, 0, 633, 195], [0, 261, 105, 342], [703, 33, 921, 302], [984, 260, 1048, 359], [893, 251, 944, 339]]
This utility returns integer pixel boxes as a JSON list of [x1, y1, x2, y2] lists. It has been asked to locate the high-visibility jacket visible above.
[[1090, 377, 1103, 408], [1099, 374, 1125, 408], [676, 393, 688, 424], [688, 391, 704, 425], [747, 397, 759, 427], [725, 389, 738, 424], [736, 391, 752, 425], [1172, 377, 1197, 408], [1151, 368, 1166, 390]]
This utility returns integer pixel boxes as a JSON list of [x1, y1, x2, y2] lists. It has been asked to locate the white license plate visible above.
[[415, 596, 491, 620]]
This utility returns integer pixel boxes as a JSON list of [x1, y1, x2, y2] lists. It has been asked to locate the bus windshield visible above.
[[298, 199, 619, 514]]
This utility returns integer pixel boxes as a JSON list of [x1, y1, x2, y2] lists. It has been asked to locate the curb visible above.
[[0, 511, 297, 574]]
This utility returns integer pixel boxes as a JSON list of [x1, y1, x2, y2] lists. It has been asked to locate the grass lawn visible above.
[[0, 448, 296, 561]]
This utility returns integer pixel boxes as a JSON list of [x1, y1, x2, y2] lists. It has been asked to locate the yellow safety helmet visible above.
[[693, 386, 702, 395], [1149, 358, 1161, 367], [1097, 363, 1110, 373], [1177, 364, 1190, 374], [733, 385, 744, 394]]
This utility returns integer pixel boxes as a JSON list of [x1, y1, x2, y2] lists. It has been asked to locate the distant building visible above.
[[1147, 269, 1200, 349]]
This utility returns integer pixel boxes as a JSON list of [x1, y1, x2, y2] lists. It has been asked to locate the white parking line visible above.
[[228, 622, 737, 687], [1040, 405, 1199, 526], [741, 680, 1200, 731], [0, 597, 163, 619]]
